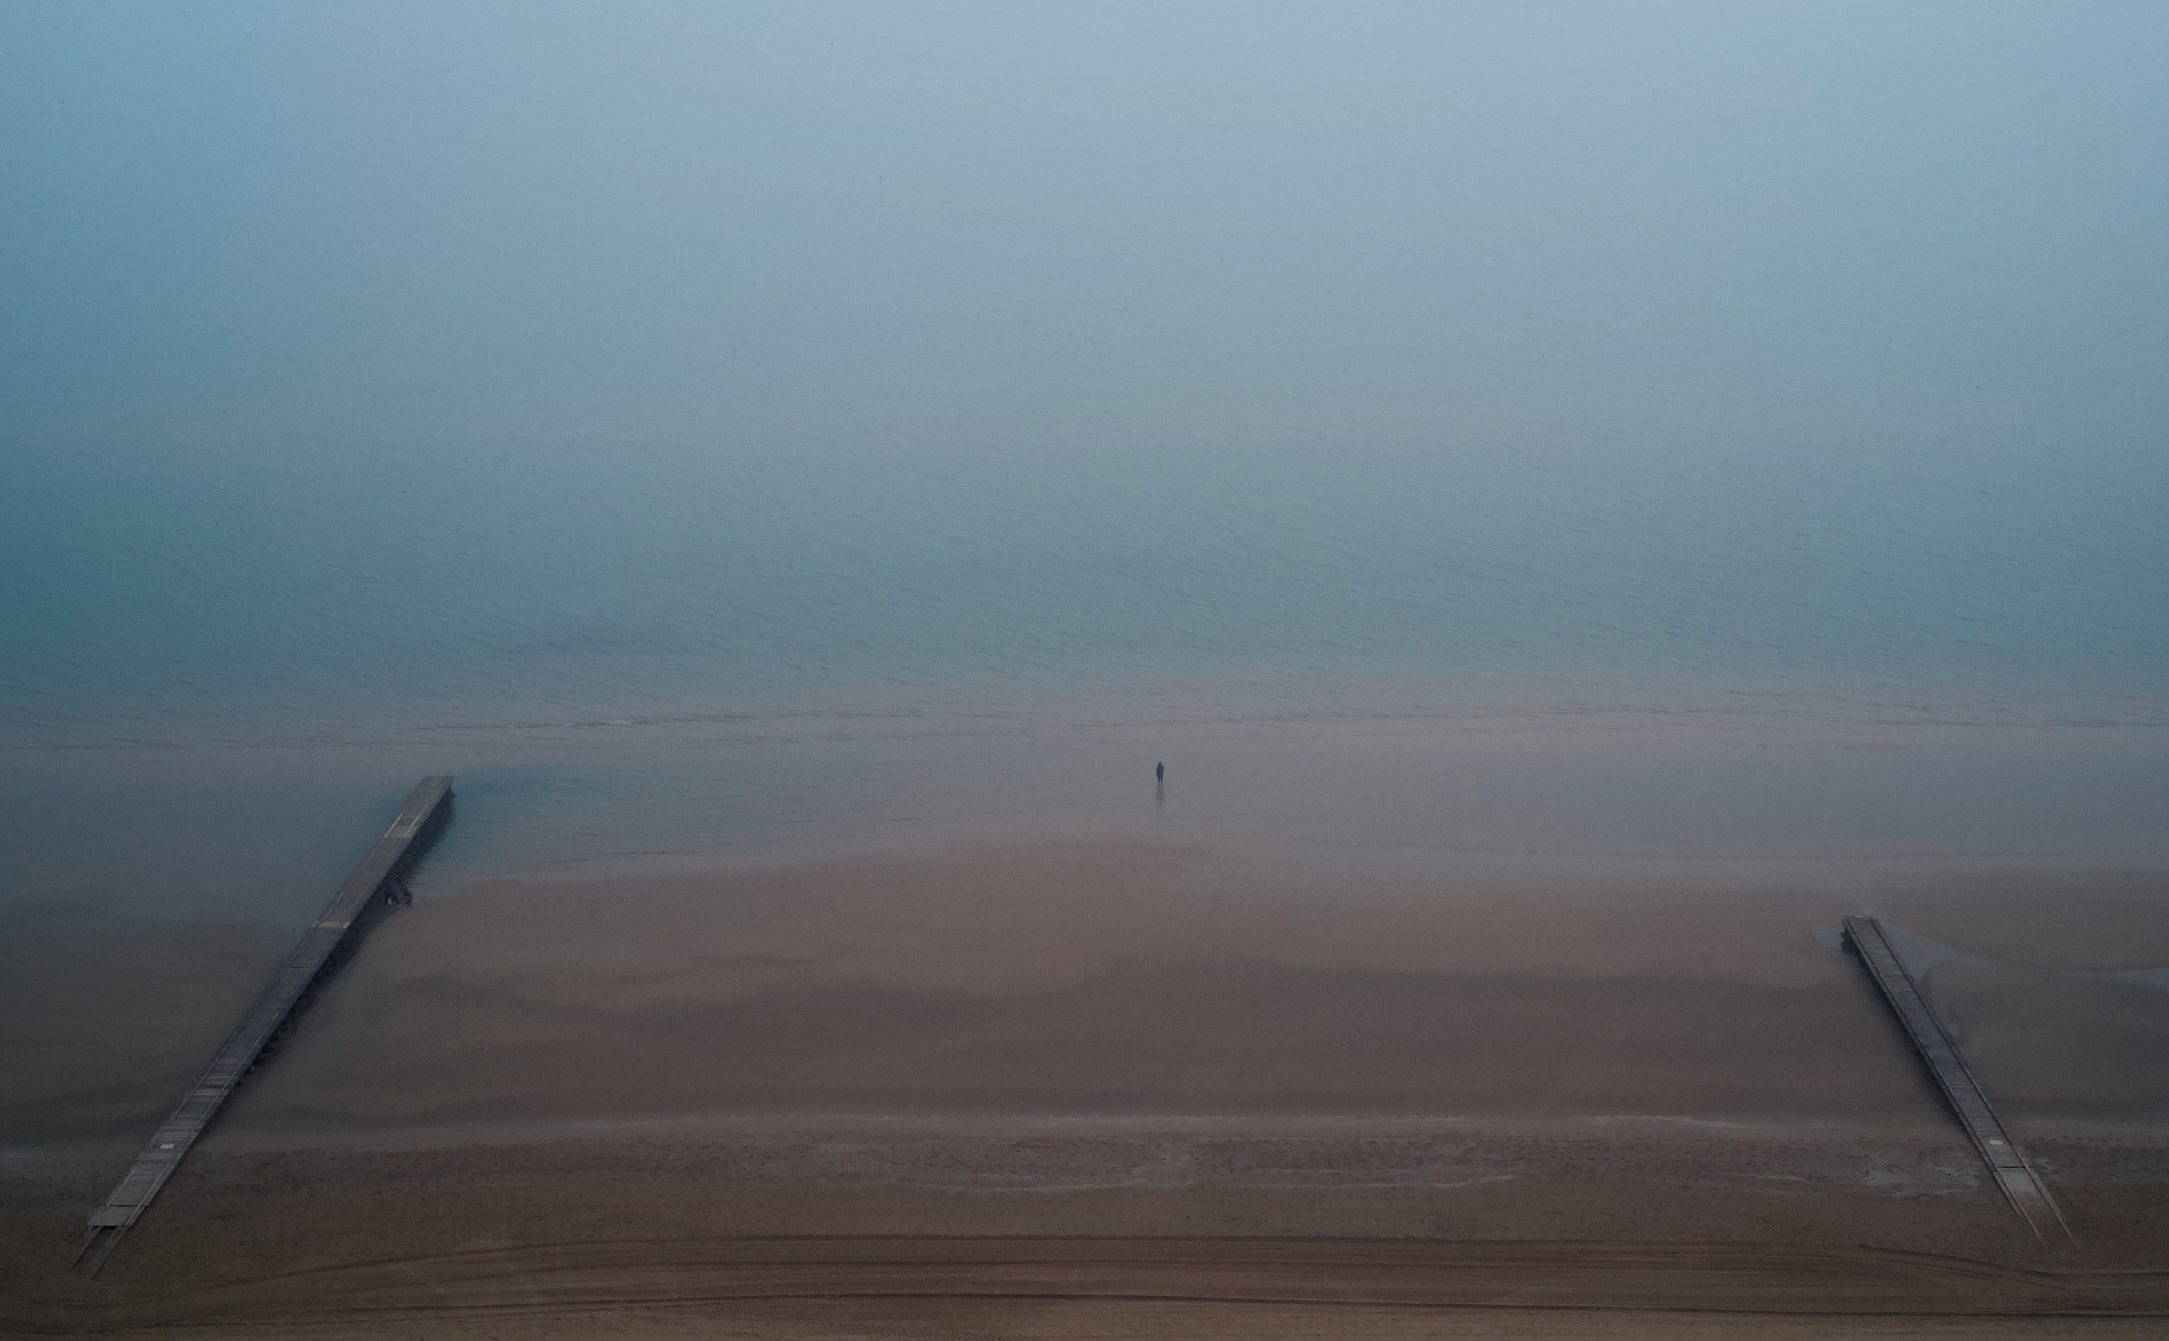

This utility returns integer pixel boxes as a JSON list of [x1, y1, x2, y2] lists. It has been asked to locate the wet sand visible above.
[[172, 840, 2169, 1130], [7, 1114, 2169, 1336], [5, 838, 2168, 1335]]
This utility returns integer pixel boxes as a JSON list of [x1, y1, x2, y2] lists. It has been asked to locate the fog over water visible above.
[[4, 2, 2167, 902]]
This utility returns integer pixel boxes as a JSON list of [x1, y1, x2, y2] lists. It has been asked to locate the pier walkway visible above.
[[1841, 914, 2068, 1240], [77, 776, 454, 1272]]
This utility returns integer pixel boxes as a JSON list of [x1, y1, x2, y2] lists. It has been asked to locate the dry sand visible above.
[[5, 838, 2168, 1337]]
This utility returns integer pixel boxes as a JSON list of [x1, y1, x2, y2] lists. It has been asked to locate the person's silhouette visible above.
[[1155, 762, 1164, 782]]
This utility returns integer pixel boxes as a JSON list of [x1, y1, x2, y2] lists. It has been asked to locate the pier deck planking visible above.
[[1841, 914, 2068, 1240], [76, 776, 454, 1272]]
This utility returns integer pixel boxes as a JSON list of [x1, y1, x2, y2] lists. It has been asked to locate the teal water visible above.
[[6, 413, 2167, 911], [4, 2, 2168, 913], [11, 414, 2166, 749]]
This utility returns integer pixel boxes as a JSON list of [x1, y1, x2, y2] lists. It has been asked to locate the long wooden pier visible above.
[[1841, 914, 2068, 1240], [76, 776, 454, 1272]]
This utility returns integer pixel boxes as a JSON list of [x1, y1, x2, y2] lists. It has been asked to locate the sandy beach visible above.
[[14, 0, 2169, 1331], [6, 836, 2167, 1336]]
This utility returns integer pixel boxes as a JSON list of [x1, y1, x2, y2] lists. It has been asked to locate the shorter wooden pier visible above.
[[76, 776, 454, 1273], [1841, 914, 2068, 1240]]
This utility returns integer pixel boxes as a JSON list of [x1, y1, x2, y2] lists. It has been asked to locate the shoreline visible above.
[[9, 701, 2169, 907]]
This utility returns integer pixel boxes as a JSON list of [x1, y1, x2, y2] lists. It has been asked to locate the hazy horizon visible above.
[[5, 3, 2167, 884]]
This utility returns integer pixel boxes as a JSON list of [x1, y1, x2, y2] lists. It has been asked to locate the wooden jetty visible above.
[[76, 776, 454, 1273], [1841, 914, 2068, 1240]]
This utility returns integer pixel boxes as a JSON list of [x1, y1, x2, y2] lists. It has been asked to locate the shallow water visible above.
[[8, 429, 2169, 906]]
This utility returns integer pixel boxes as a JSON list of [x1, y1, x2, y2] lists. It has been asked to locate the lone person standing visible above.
[[1155, 761, 1165, 783]]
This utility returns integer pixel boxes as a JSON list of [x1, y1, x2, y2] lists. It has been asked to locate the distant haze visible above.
[[4, 2, 2166, 743]]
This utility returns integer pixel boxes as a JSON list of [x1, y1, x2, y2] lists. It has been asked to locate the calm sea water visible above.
[[5, 4, 2167, 921], [6, 404, 2167, 920], [12, 396, 2168, 739]]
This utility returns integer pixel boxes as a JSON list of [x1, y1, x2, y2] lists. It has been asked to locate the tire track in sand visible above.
[[8, 1238, 2168, 1334]]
